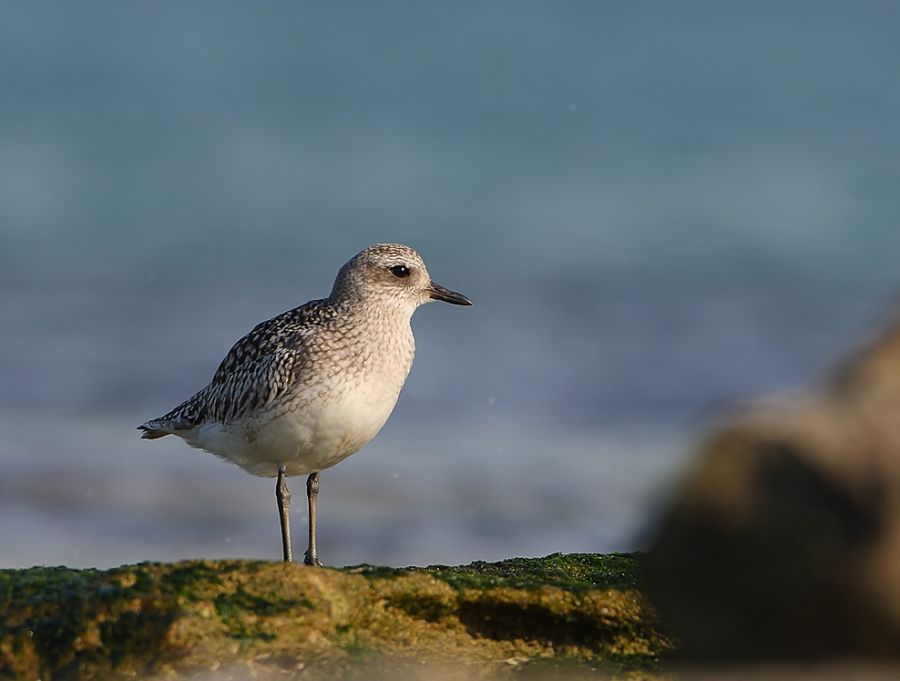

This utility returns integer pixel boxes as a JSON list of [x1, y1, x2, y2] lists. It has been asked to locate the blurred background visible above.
[[2, 1, 900, 569]]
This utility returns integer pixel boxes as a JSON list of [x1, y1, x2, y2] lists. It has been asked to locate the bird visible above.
[[138, 243, 471, 565]]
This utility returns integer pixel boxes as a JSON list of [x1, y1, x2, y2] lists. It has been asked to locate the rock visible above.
[[645, 315, 900, 659], [0, 553, 670, 680]]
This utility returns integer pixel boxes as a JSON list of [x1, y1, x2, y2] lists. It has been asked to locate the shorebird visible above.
[[139, 243, 471, 565]]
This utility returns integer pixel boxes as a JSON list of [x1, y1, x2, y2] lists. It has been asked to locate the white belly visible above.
[[180, 379, 403, 477]]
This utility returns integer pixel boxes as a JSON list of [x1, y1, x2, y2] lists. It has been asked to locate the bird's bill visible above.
[[428, 282, 472, 306]]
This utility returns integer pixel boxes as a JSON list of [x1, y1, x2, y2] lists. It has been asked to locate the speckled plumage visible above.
[[139, 243, 470, 478], [144, 301, 331, 427]]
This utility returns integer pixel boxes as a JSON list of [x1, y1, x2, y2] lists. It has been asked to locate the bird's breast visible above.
[[320, 338, 413, 435], [283, 323, 416, 462]]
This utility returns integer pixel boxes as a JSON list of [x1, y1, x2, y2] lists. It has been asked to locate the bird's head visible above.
[[331, 243, 472, 313]]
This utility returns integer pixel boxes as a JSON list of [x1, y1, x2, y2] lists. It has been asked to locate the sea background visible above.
[[2, 1, 900, 568]]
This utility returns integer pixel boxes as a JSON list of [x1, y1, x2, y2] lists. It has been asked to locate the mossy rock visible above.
[[0, 553, 670, 680]]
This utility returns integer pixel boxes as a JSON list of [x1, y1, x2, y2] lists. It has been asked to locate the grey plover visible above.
[[139, 243, 471, 565]]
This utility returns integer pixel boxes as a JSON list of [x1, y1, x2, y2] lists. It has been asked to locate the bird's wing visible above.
[[139, 300, 333, 436]]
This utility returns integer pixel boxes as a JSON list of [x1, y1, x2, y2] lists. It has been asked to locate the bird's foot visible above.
[[303, 550, 324, 567]]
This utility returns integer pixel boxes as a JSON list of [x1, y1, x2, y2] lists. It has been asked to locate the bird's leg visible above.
[[276, 465, 292, 562], [304, 472, 323, 566]]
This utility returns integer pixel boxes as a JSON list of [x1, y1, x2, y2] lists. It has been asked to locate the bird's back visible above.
[[139, 299, 337, 438]]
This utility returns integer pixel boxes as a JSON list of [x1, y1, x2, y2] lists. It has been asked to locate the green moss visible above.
[[213, 587, 311, 641], [0, 554, 670, 680], [344, 553, 642, 592], [341, 563, 408, 579], [98, 610, 175, 667], [159, 561, 224, 601], [387, 592, 456, 623], [0, 567, 98, 674], [0, 566, 99, 603], [216, 586, 301, 617], [419, 552, 642, 592]]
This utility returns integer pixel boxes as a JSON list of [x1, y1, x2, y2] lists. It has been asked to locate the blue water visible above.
[[3, 2, 900, 568]]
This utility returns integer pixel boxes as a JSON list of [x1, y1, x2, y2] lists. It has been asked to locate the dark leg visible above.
[[276, 466, 292, 562], [304, 472, 323, 566]]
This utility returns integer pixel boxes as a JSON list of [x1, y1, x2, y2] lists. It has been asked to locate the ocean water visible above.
[[2, 1, 900, 568]]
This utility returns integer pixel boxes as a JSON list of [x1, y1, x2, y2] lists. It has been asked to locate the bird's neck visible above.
[[332, 295, 416, 329], [331, 296, 417, 383]]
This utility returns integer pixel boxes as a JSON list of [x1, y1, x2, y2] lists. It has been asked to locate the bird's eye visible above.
[[390, 265, 410, 278]]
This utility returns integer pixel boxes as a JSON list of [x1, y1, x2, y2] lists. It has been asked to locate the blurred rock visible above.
[[645, 314, 900, 659]]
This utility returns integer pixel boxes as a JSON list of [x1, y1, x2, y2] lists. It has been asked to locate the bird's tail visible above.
[[139, 395, 202, 440], [138, 424, 170, 440], [138, 417, 189, 439]]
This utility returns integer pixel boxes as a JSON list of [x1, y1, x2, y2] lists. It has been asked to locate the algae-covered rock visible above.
[[0, 553, 669, 680]]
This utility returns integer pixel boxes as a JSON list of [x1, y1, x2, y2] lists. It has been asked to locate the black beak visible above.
[[428, 282, 472, 306]]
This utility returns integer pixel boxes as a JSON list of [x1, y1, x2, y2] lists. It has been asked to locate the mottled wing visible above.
[[139, 300, 333, 437]]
